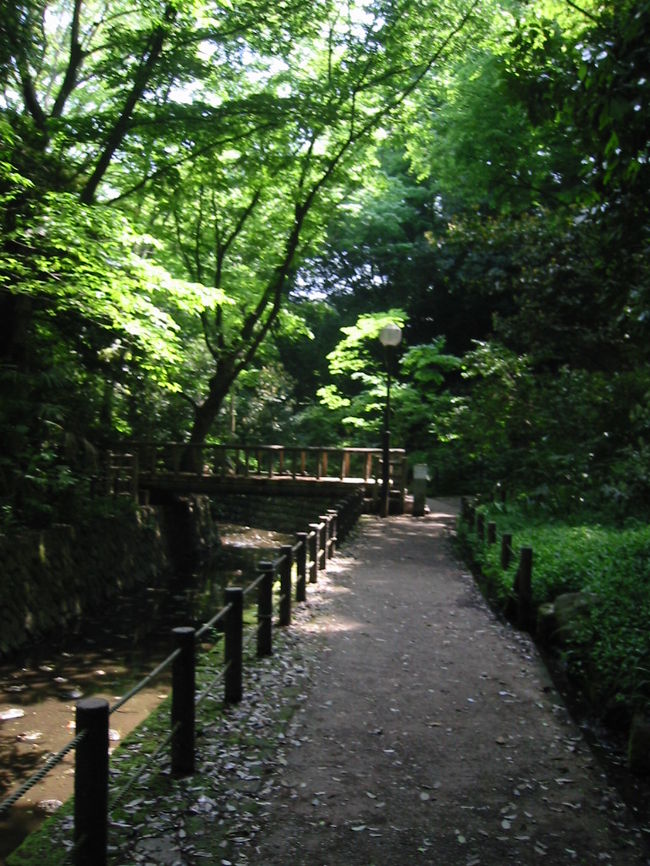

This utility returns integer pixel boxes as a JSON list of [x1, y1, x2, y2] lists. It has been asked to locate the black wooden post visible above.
[[279, 544, 293, 627], [257, 561, 274, 657], [476, 512, 485, 541], [517, 547, 533, 631], [501, 533, 513, 569], [308, 524, 319, 583], [318, 517, 328, 570], [487, 521, 497, 544], [224, 587, 243, 704], [355, 489, 364, 522], [171, 626, 195, 776], [296, 532, 307, 602], [335, 500, 347, 541], [327, 509, 338, 558], [75, 698, 109, 866]]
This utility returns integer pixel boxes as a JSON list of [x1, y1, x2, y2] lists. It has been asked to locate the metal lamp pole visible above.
[[379, 323, 402, 517]]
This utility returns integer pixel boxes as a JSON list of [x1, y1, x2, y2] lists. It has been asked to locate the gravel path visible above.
[[227, 500, 649, 866]]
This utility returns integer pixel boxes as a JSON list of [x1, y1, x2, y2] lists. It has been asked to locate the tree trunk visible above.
[[181, 364, 237, 470], [0, 292, 33, 369]]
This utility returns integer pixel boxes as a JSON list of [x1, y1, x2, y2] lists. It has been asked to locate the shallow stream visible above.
[[0, 525, 291, 862]]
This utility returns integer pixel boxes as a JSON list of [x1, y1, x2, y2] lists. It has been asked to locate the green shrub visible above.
[[461, 502, 650, 717]]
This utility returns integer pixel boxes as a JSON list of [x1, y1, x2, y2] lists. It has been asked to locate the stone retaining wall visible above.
[[210, 493, 339, 532], [0, 496, 219, 657]]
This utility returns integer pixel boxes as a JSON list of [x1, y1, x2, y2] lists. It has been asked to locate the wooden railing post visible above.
[[318, 516, 329, 570], [224, 588, 243, 704], [171, 626, 195, 775], [327, 509, 338, 558], [501, 533, 513, 569], [74, 698, 109, 866], [476, 512, 485, 541], [296, 532, 307, 602], [516, 547, 533, 631], [257, 561, 274, 657], [308, 525, 319, 582], [335, 500, 347, 542], [487, 521, 497, 544], [279, 545, 293, 627]]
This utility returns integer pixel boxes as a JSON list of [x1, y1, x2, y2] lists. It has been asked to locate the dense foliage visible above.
[[460, 499, 650, 721], [1, 0, 648, 525], [1, 0, 650, 796]]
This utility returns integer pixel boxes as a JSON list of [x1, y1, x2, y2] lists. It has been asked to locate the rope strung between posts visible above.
[[195, 602, 232, 640], [243, 572, 265, 597], [0, 729, 87, 818], [110, 647, 182, 715], [108, 722, 182, 813], [195, 659, 231, 708], [0, 491, 358, 828]]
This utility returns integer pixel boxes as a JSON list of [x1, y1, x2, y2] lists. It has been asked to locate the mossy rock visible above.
[[552, 591, 598, 647]]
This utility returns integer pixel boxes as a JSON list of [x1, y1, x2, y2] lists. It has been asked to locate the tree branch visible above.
[[564, 0, 600, 23], [104, 117, 280, 204], [52, 0, 85, 118], [19, 67, 48, 133], [80, 4, 178, 204], [5, 21, 48, 134]]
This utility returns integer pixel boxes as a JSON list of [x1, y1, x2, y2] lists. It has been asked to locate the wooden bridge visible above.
[[107, 443, 408, 513]]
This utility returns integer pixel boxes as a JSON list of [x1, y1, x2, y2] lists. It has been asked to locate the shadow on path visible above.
[[230, 501, 649, 866]]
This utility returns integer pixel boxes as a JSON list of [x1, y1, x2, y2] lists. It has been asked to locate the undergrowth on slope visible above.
[[459, 500, 650, 720]]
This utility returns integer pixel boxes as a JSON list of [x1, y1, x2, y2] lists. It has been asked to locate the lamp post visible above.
[[379, 322, 402, 517]]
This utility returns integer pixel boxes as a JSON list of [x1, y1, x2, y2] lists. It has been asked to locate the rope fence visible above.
[[460, 495, 534, 631], [0, 488, 364, 866]]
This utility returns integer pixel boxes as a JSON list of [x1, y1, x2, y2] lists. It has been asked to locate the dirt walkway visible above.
[[228, 501, 649, 866]]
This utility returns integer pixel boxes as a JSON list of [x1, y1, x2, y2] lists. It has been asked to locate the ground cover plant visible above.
[[459, 500, 650, 723]]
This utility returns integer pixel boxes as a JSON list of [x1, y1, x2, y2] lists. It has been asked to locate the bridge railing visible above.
[[132, 442, 407, 491]]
